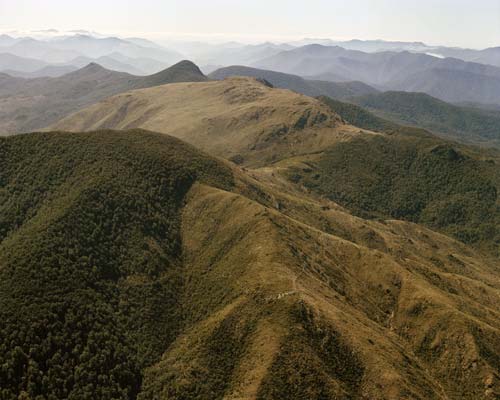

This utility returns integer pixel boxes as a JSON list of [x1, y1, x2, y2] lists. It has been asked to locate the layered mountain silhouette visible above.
[[0, 60, 207, 134], [253, 45, 500, 105]]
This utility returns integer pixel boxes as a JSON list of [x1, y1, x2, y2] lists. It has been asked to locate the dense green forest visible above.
[[287, 132, 500, 256], [348, 91, 500, 148], [0, 130, 233, 399]]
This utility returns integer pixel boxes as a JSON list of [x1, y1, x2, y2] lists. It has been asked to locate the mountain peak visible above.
[[137, 60, 207, 87], [168, 60, 204, 75], [82, 62, 107, 71]]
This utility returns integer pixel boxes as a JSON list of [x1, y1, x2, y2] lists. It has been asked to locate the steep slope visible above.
[[50, 77, 357, 166], [209, 65, 378, 100], [0, 60, 207, 134], [1, 129, 499, 399], [282, 121, 500, 256], [349, 91, 500, 148]]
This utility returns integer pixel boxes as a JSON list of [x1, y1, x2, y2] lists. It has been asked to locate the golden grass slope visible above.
[[140, 161, 500, 399], [50, 77, 363, 166]]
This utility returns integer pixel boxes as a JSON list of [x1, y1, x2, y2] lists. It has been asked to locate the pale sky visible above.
[[1, 0, 499, 48]]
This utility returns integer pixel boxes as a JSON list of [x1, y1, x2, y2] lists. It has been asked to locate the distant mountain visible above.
[[289, 38, 430, 53], [0, 34, 21, 47], [66, 55, 145, 75], [191, 42, 294, 66], [256, 45, 500, 84], [0, 34, 184, 67], [432, 46, 500, 68], [348, 91, 500, 148], [388, 68, 500, 106], [104, 52, 170, 75], [0, 38, 82, 63], [47, 34, 184, 63], [209, 65, 378, 100], [0, 52, 48, 72], [0, 60, 207, 134], [254, 45, 500, 104], [2, 64, 78, 78]]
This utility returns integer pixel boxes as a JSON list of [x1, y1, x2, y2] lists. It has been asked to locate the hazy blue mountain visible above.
[[288, 38, 430, 53], [0, 38, 82, 63], [254, 45, 500, 104], [190, 42, 294, 66], [0, 34, 184, 67], [388, 68, 500, 105], [66, 55, 145, 75], [1, 64, 78, 78], [0, 34, 21, 47], [0, 53, 48, 72]]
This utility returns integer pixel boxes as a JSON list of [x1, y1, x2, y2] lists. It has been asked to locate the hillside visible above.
[[0, 60, 207, 135], [209, 65, 378, 100], [282, 121, 500, 256], [50, 76, 500, 254], [349, 91, 500, 148], [50, 77, 359, 166], [1, 129, 499, 399]]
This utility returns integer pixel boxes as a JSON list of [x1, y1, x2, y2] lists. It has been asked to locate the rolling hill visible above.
[[209, 65, 378, 100], [0, 60, 207, 134], [50, 76, 358, 166], [0, 129, 499, 399]]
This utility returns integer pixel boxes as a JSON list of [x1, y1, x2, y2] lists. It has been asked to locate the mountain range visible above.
[[2, 33, 500, 107], [1, 75, 499, 398], [0, 60, 207, 134], [0, 30, 500, 398], [209, 65, 500, 148], [252, 44, 500, 106], [0, 34, 183, 76], [209, 65, 379, 100]]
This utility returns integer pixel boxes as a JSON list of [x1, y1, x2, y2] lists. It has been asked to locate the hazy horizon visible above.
[[1, 0, 499, 49]]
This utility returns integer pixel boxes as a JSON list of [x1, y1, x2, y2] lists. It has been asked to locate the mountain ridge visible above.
[[0, 128, 498, 399]]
